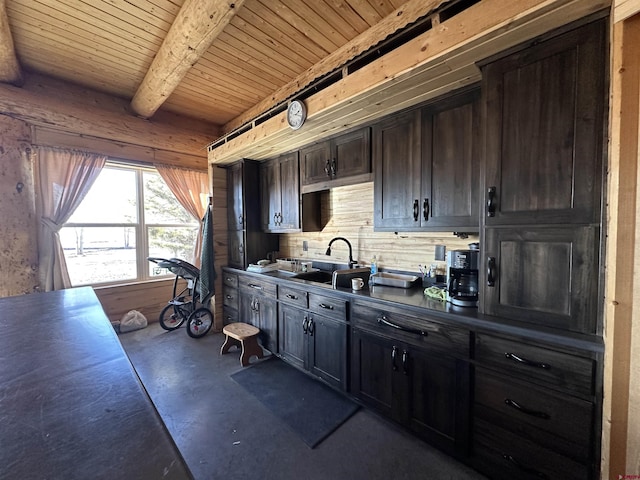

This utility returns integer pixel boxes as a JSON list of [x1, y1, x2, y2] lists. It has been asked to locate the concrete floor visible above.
[[119, 322, 487, 480]]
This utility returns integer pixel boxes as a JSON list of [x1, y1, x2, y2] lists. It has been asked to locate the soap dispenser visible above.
[[370, 255, 378, 275]]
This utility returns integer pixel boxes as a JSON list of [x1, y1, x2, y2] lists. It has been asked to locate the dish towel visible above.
[[200, 203, 216, 304]]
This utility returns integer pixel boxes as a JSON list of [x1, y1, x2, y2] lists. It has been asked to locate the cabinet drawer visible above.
[[222, 285, 238, 311], [475, 368, 592, 462], [473, 418, 590, 480], [308, 292, 347, 321], [278, 285, 308, 309], [238, 276, 277, 297], [351, 302, 468, 356], [474, 333, 595, 398], [222, 272, 238, 288], [222, 306, 238, 325]]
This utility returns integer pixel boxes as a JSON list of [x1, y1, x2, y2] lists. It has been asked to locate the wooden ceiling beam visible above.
[[130, 0, 246, 119], [0, 0, 23, 86], [223, 0, 447, 134], [0, 74, 217, 158]]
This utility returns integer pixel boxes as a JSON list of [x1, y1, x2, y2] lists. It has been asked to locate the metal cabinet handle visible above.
[[330, 159, 337, 177], [392, 345, 398, 371], [423, 198, 429, 221], [285, 294, 298, 300], [225, 294, 233, 299], [377, 315, 428, 337], [504, 352, 551, 370], [238, 243, 244, 254], [303, 316, 309, 334], [413, 199, 419, 221], [504, 398, 550, 419], [318, 303, 334, 310], [238, 214, 243, 225], [248, 284, 263, 290], [308, 318, 314, 336], [502, 454, 549, 479], [402, 350, 409, 375], [324, 159, 331, 177], [487, 186, 497, 217], [487, 257, 496, 287]]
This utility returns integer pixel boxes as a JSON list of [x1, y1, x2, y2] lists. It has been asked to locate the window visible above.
[[60, 163, 199, 286]]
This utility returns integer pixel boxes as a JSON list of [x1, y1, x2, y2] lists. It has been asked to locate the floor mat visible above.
[[231, 358, 359, 448]]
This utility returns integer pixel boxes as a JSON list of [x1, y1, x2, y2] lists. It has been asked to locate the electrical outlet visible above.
[[303, 241, 308, 252]]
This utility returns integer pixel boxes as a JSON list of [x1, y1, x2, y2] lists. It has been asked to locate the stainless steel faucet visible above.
[[325, 237, 356, 269]]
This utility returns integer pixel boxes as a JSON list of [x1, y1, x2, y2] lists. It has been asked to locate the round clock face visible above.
[[287, 100, 307, 130]]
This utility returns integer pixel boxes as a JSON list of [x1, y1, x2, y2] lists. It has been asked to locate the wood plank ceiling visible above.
[[5, 0, 406, 128]]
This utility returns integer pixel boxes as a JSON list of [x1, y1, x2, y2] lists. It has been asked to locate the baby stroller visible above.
[[148, 257, 213, 338]]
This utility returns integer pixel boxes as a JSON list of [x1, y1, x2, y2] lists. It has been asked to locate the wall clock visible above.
[[287, 99, 307, 130]]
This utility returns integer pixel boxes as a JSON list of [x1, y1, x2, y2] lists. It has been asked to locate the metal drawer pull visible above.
[[318, 303, 334, 310], [285, 294, 298, 300], [248, 283, 263, 290], [504, 398, 550, 419], [504, 352, 550, 369], [225, 294, 233, 299], [377, 315, 428, 337], [303, 316, 309, 334], [502, 454, 549, 479]]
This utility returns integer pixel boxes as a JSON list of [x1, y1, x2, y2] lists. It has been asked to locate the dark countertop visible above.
[[0, 287, 192, 480], [228, 267, 604, 354]]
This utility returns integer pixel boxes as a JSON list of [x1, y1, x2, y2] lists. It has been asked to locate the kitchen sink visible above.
[[292, 270, 333, 284]]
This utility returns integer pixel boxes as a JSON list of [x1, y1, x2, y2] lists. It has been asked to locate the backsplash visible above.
[[277, 182, 478, 275]]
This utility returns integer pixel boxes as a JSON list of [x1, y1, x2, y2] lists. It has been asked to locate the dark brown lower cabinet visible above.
[[278, 303, 347, 391], [471, 332, 599, 480], [350, 327, 470, 456], [239, 292, 277, 353]]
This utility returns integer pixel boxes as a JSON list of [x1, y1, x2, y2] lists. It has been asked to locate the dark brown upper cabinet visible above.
[[373, 88, 480, 232], [225, 160, 278, 269], [300, 127, 372, 194], [480, 15, 608, 336], [481, 18, 607, 226], [260, 151, 301, 233]]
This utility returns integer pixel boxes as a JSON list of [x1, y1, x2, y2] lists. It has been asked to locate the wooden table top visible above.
[[0, 287, 192, 480]]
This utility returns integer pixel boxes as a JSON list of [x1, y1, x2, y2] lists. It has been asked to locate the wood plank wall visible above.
[[94, 278, 182, 325], [211, 165, 227, 332], [278, 182, 477, 274], [603, 8, 640, 479]]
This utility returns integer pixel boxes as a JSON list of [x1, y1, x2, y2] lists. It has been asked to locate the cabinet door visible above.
[[227, 162, 244, 231], [300, 141, 331, 186], [421, 89, 480, 230], [373, 109, 422, 231], [260, 160, 281, 232], [256, 296, 278, 353], [278, 152, 300, 230], [227, 230, 244, 269], [333, 127, 371, 180], [405, 348, 470, 455], [350, 328, 395, 417], [239, 293, 259, 329], [482, 19, 606, 225], [278, 303, 307, 370], [483, 226, 600, 334], [308, 314, 347, 391]]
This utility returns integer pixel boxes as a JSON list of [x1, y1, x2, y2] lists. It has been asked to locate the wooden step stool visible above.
[[220, 323, 264, 367]]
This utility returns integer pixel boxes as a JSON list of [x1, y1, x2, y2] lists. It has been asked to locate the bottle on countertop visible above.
[[370, 255, 378, 275]]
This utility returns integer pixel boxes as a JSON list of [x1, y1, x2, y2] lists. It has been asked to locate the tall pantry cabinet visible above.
[[225, 159, 278, 269]]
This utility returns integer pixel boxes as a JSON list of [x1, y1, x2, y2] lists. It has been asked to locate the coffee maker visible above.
[[446, 249, 479, 307]]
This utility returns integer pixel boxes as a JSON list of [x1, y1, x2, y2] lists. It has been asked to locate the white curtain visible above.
[[36, 147, 107, 291], [155, 164, 209, 268]]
